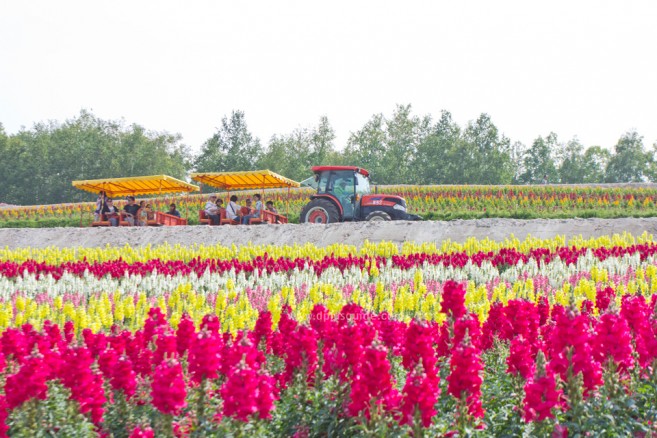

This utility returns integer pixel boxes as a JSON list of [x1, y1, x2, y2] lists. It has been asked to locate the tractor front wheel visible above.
[[365, 211, 392, 221], [301, 199, 340, 224]]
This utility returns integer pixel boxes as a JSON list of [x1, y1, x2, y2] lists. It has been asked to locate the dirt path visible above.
[[1, 217, 656, 249]]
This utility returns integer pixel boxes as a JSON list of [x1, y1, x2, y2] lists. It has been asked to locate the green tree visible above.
[[580, 146, 611, 183], [259, 116, 339, 182], [605, 131, 651, 182], [557, 138, 585, 183], [509, 141, 527, 184], [194, 110, 263, 172], [0, 124, 19, 204], [382, 104, 431, 184], [309, 116, 339, 166], [519, 133, 559, 184], [345, 104, 431, 184], [461, 113, 514, 184], [344, 113, 387, 182], [646, 142, 657, 182], [413, 110, 461, 184], [0, 111, 192, 205]]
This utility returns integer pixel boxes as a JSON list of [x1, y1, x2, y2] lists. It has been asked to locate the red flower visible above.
[[523, 351, 562, 423], [447, 337, 485, 418], [0, 396, 7, 438], [254, 311, 273, 352], [221, 360, 276, 421], [129, 426, 155, 438], [348, 341, 400, 419], [403, 319, 437, 374], [548, 309, 602, 396], [595, 287, 615, 313], [175, 313, 196, 357], [507, 336, 535, 380], [189, 329, 222, 383], [111, 355, 137, 399], [441, 280, 467, 320], [60, 347, 107, 424], [5, 354, 50, 409], [153, 329, 178, 365], [151, 358, 187, 415], [399, 364, 440, 428], [592, 312, 634, 373], [621, 296, 657, 368]]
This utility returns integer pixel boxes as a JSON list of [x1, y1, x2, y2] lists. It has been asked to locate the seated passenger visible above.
[[226, 195, 241, 222], [240, 198, 252, 217], [145, 203, 155, 221], [242, 194, 263, 224], [123, 196, 140, 226], [204, 195, 220, 225], [102, 198, 120, 226], [265, 200, 278, 214], [137, 201, 148, 226], [94, 191, 108, 222], [168, 203, 181, 218]]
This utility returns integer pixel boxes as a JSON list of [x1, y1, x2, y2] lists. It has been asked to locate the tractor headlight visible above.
[[393, 203, 406, 212]]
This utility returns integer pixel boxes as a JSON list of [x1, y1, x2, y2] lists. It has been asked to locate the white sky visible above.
[[1, 0, 656, 154]]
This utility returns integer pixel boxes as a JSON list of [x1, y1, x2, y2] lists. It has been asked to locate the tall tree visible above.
[[605, 131, 651, 182], [580, 146, 611, 183], [413, 110, 461, 184], [557, 138, 585, 183], [259, 117, 337, 182], [461, 113, 514, 184], [519, 133, 559, 184], [345, 105, 431, 184], [344, 113, 387, 182], [383, 104, 431, 184], [0, 110, 192, 205], [309, 116, 339, 166], [194, 110, 262, 172], [509, 141, 527, 184]]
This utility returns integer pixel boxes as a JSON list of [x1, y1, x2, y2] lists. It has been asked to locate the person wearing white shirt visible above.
[[226, 195, 241, 222], [204, 195, 220, 225]]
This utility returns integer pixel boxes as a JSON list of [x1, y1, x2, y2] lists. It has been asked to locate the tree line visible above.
[[1, 106, 656, 205]]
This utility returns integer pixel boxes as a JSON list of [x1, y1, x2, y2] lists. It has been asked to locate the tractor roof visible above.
[[311, 166, 370, 177]]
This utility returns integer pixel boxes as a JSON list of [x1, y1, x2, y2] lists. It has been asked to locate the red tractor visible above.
[[299, 166, 421, 223]]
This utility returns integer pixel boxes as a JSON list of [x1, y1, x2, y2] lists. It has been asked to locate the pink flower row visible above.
[[0, 282, 656, 436], [3, 243, 657, 280]]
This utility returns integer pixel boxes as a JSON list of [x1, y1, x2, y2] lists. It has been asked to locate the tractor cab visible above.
[[313, 167, 370, 220], [300, 166, 421, 223]]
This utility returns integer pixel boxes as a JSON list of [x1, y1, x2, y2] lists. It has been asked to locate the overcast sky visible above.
[[1, 0, 656, 154]]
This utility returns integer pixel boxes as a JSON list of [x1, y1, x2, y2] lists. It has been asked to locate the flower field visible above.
[[3, 184, 657, 227], [1, 234, 657, 436]]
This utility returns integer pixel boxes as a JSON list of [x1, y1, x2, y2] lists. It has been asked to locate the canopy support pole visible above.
[[261, 174, 266, 216], [286, 186, 290, 219]]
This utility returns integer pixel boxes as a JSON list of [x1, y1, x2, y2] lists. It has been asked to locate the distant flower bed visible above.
[[0, 235, 657, 435], [2, 185, 657, 227]]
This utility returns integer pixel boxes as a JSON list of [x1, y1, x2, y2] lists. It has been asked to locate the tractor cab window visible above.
[[316, 172, 331, 193], [354, 173, 370, 195], [320, 171, 354, 195]]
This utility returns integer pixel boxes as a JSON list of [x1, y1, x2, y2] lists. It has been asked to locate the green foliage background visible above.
[[1, 105, 656, 206]]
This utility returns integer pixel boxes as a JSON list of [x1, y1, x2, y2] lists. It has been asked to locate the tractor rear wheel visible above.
[[365, 211, 392, 221], [301, 199, 340, 224]]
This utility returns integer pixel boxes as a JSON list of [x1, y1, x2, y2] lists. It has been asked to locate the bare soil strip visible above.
[[1, 217, 656, 249]]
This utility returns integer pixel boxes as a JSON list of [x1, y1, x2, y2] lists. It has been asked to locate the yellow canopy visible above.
[[190, 170, 300, 190], [72, 175, 200, 197]]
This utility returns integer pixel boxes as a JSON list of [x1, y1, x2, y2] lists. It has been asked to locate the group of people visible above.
[[93, 190, 280, 227], [204, 193, 279, 226], [94, 191, 181, 226]]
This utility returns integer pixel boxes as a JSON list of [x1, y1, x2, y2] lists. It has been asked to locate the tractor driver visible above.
[[334, 178, 355, 218]]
